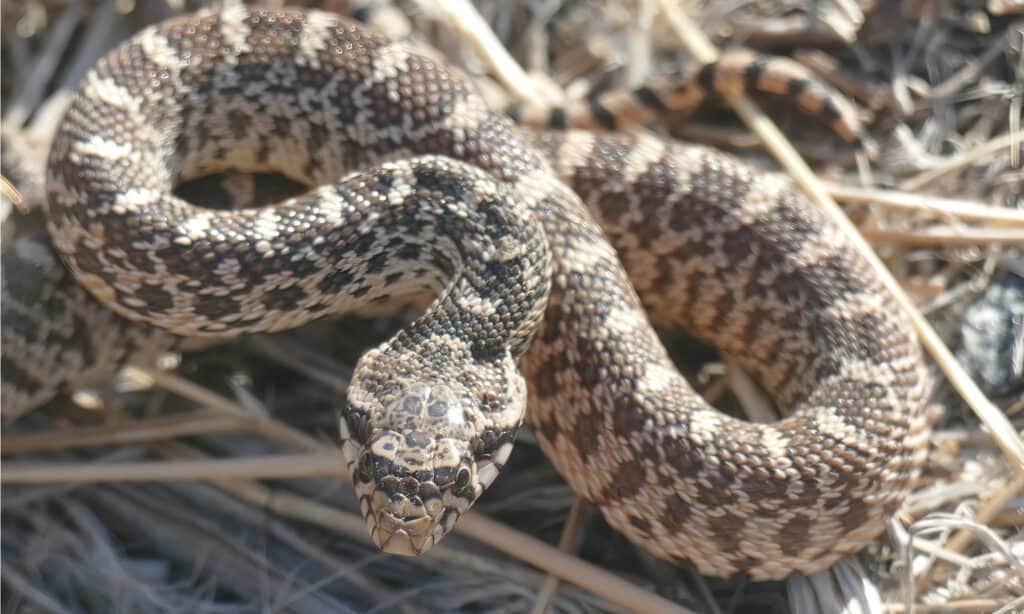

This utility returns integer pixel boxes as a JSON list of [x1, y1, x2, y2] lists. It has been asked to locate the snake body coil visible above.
[[2, 6, 930, 579]]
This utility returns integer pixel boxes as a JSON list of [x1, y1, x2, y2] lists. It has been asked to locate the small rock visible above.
[[959, 273, 1024, 396]]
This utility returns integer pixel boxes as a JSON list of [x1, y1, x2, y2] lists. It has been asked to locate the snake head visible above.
[[341, 381, 519, 556]]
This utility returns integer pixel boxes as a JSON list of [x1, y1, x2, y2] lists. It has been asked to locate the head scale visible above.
[[340, 379, 519, 555]]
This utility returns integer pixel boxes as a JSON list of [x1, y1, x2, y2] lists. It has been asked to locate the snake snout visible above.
[[374, 510, 434, 555], [345, 426, 484, 556], [341, 381, 524, 555]]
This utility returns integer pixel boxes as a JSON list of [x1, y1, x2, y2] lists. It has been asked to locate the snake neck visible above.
[[333, 159, 549, 556]]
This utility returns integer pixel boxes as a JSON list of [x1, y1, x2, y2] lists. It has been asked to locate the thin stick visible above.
[[1, 175, 25, 211], [900, 133, 1018, 192], [927, 34, 1011, 101], [530, 497, 588, 614], [193, 466, 374, 547], [3, 444, 691, 612], [656, 0, 1024, 473], [825, 182, 1024, 227], [1, 451, 348, 484], [129, 367, 320, 449], [944, 473, 1024, 555], [0, 411, 246, 455], [425, 0, 546, 103], [883, 599, 1008, 613], [903, 534, 974, 568], [104, 374, 686, 610], [459, 512, 694, 614], [861, 226, 1024, 246], [726, 359, 777, 423]]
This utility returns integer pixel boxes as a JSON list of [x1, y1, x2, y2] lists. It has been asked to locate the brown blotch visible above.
[[609, 390, 650, 442], [192, 293, 242, 321], [785, 473, 823, 510], [628, 515, 652, 534], [709, 510, 747, 553], [778, 513, 814, 557], [262, 284, 308, 311], [660, 494, 693, 534], [600, 458, 646, 503], [695, 478, 739, 509], [838, 500, 870, 534], [132, 284, 175, 313], [530, 364, 560, 400], [657, 435, 706, 479], [571, 410, 603, 459]]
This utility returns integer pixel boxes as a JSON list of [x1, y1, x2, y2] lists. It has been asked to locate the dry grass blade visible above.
[[0, 411, 247, 454], [2, 439, 689, 612], [1, 451, 348, 483], [655, 0, 1024, 474], [726, 358, 777, 423], [906, 513, 1024, 587], [106, 370, 680, 611], [1, 175, 26, 211], [943, 474, 1024, 555], [900, 133, 1019, 192], [883, 599, 1019, 613], [129, 366, 321, 449], [458, 513, 695, 614], [861, 227, 1024, 246], [825, 183, 1024, 227], [529, 497, 588, 614], [424, 0, 546, 103]]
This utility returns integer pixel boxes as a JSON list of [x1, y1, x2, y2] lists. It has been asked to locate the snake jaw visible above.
[[346, 423, 519, 556], [341, 404, 481, 555], [348, 434, 481, 556], [341, 380, 522, 555], [372, 508, 435, 555]]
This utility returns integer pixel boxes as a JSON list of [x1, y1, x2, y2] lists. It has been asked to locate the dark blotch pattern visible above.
[[8, 6, 930, 582]]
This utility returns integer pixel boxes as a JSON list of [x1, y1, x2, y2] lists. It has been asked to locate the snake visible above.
[[1, 5, 931, 580]]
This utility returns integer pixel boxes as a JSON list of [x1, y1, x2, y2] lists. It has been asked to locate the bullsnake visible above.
[[1, 5, 931, 579]]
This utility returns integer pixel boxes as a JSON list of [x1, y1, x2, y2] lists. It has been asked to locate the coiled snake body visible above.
[[2, 6, 930, 579]]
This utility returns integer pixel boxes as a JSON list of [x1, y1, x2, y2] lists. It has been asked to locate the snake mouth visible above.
[[340, 397, 519, 557], [371, 510, 436, 556]]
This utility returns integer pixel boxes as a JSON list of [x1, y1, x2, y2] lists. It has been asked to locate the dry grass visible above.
[[2, 0, 1022, 612]]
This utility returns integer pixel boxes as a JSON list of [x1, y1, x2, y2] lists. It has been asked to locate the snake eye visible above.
[[357, 453, 374, 483], [453, 466, 472, 496]]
